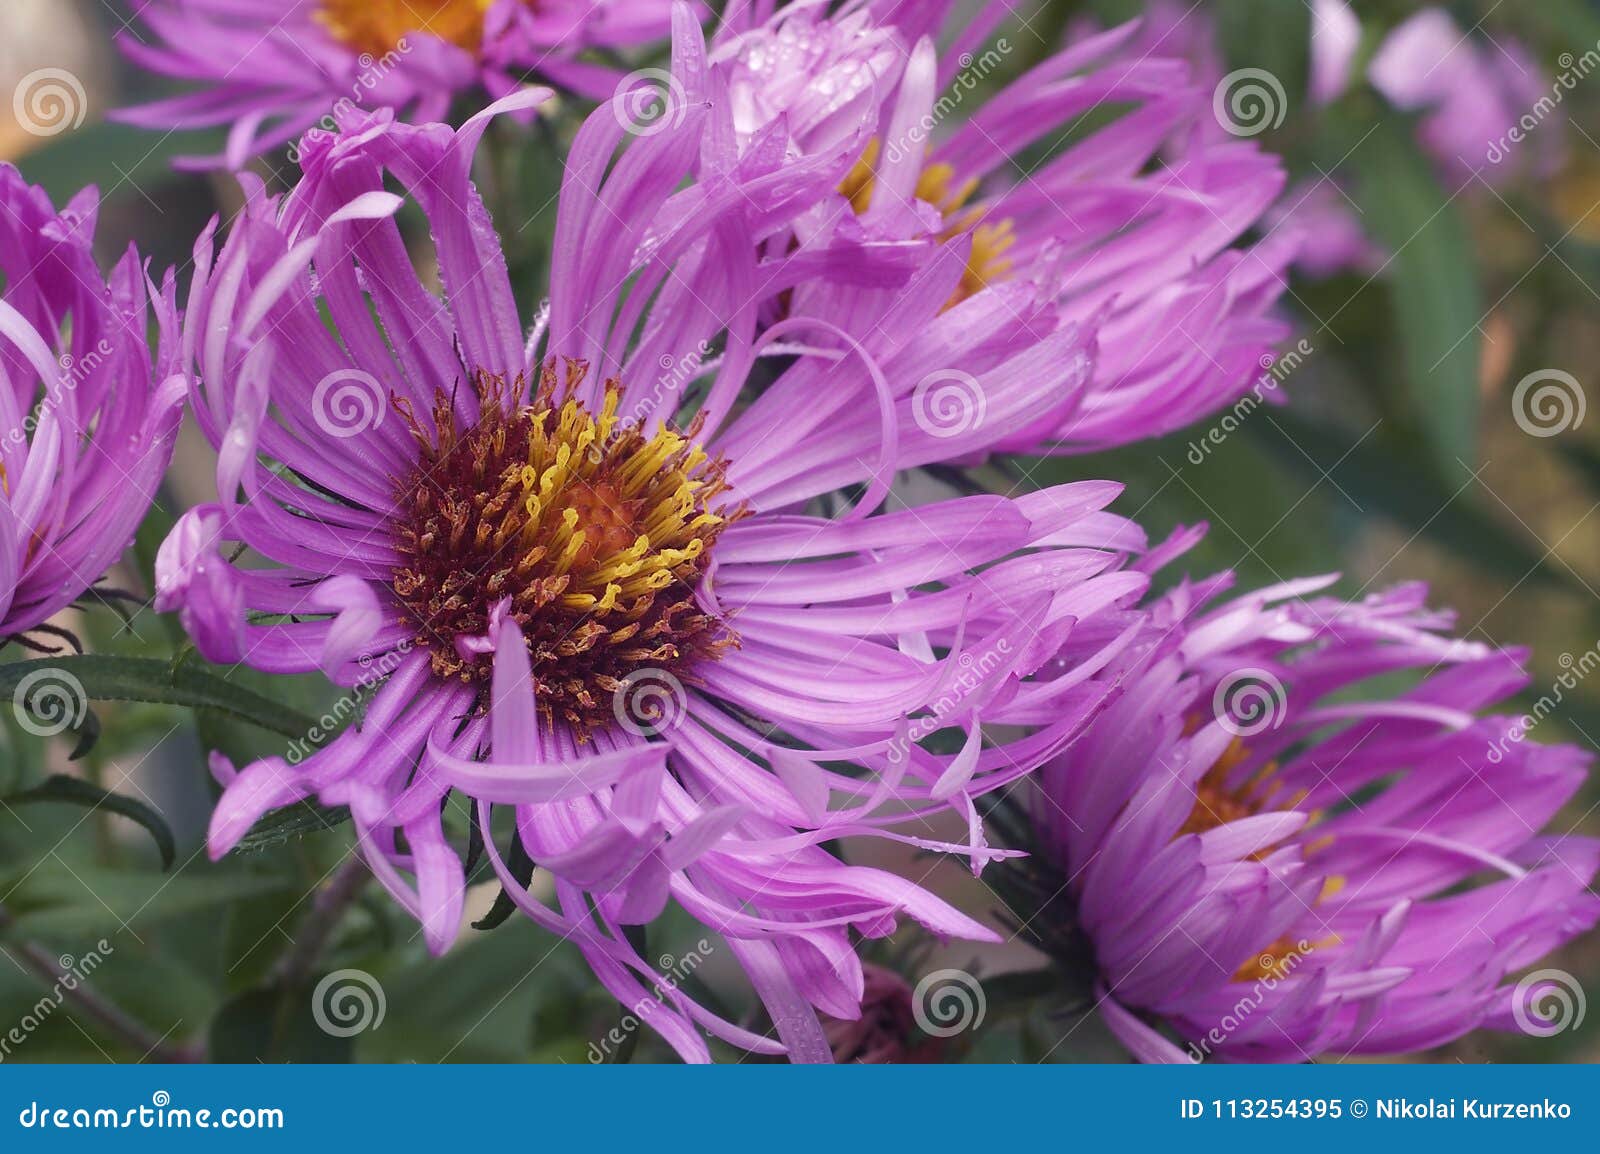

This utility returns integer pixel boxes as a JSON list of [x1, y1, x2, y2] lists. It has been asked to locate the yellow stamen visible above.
[[839, 139, 1017, 310], [1173, 733, 1346, 986], [391, 359, 744, 735]]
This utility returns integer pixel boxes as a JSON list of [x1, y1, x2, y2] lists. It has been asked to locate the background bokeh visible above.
[[1, 0, 1597, 1063]]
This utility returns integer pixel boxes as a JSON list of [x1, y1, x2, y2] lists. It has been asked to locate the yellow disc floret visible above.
[[317, 0, 498, 56], [391, 359, 742, 735], [839, 139, 1017, 310]]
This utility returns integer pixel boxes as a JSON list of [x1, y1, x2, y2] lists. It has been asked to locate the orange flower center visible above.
[[1175, 733, 1344, 982], [390, 360, 742, 734], [317, 0, 501, 56]]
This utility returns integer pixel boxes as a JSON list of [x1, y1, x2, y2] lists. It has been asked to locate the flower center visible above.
[[391, 360, 741, 735], [317, 0, 500, 56], [1177, 733, 1343, 982], [1176, 737, 1283, 840], [839, 140, 1016, 310]]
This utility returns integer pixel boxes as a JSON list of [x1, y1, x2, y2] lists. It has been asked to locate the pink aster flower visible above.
[[1368, 9, 1562, 186], [1308, 0, 1361, 107], [1022, 575, 1600, 1062], [154, 13, 1163, 1062], [1266, 181, 1383, 279], [0, 165, 185, 646], [1312, 5, 1563, 188], [114, 0, 683, 169], [701, 1, 1296, 453]]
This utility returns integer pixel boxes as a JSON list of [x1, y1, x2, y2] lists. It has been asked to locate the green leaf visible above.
[[7, 775, 176, 870], [1556, 439, 1600, 494], [14, 121, 224, 208], [0, 865, 292, 938], [209, 986, 354, 1063], [0, 655, 319, 742], [221, 888, 314, 993], [359, 919, 599, 1063], [1213, 0, 1310, 100], [1253, 410, 1580, 595], [472, 827, 534, 932], [230, 799, 351, 855], [1348, 118, 1482, 478]]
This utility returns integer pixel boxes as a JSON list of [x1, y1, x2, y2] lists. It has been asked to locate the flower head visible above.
[[114, 0, 683, 168], [0, 166, 184, 644], [704, 1, 1296, 453], [1019, 575, 1600, 1061], [154, 15, 1162, 1062], [1312, 4, 1562, 188], [1369, 9, 1561, 186]]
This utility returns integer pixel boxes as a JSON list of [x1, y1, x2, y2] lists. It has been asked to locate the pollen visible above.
[[1175, 733, 1344, 984], [1232, 929, 1340, 984], [317, 0, 499, 57], [390, 359, 743, 735], [839, 140, 1016, 310], [1175, 736, 1303, 845]]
